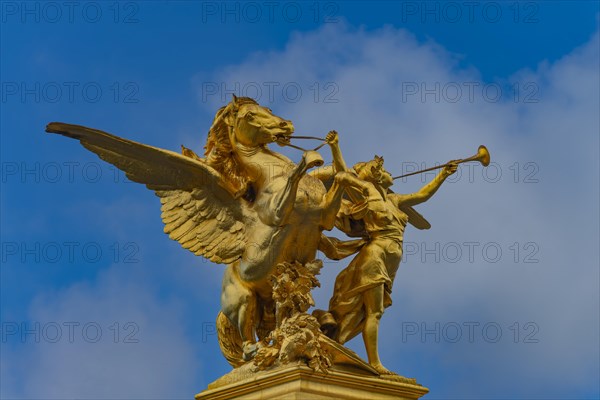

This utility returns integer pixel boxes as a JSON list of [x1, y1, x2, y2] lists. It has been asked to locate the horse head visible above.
[[228, 95, 294, 147], [203, 95, 296, 196]]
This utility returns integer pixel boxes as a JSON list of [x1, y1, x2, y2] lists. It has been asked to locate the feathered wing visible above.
[[388, 193, 431, 230], [398, 203, 431, 230], [46, 122, 248, 264]]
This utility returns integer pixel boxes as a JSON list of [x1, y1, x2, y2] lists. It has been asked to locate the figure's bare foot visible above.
[[372, 363, 395, 375], [377, 368, 416, 384]]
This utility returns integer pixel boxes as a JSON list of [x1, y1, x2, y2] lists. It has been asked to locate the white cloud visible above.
[[2, 263, 201, 398], [198, 21, 599, 397]]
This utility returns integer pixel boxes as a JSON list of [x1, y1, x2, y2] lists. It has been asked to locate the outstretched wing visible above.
[[388, 193, 431, 230], [398, 204, 431, 230], [46, 122, 247, 264]]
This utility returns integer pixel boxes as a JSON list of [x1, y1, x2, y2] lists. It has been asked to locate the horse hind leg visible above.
[[220, 263, 260, 362]]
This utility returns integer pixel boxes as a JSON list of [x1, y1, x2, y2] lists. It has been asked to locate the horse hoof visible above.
[[303, 150, 324, 169]]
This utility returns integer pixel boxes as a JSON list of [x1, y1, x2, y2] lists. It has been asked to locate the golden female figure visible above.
[[325, 132, 457, 374]]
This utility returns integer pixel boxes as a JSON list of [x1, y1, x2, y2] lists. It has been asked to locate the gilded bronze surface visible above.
[[320, 131, 458, 375], [46, 95, 489, 382]]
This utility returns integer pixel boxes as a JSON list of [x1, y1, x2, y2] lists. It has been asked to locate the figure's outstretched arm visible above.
[[318, 234, 366, 260], [324, 130, 371, 204], [308, 165, 335, 181], [395, 161, 458, 207], [308, 131, 347, 180], [326, 130, 349, 173]]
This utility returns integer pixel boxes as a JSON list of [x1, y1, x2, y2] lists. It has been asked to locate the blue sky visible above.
[[1, 1, 599, 398]]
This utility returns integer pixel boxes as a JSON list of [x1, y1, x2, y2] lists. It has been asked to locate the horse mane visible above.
[[204, 97, 258, 197]]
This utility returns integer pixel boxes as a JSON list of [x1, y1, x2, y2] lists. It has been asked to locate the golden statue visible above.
[[45, 96, 490, 388], [319, 131, 458, 375]]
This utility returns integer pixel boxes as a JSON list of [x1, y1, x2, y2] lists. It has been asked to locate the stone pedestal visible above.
[[196, 364, 429, 400]]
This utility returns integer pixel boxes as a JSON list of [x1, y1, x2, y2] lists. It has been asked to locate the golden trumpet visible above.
[[393, 145, 491, 180]]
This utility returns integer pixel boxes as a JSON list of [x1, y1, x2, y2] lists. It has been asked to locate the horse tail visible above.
[[216, 311, 245, 368]]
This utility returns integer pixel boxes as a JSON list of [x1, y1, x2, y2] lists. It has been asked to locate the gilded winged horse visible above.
[[46, 96, 366, 366]]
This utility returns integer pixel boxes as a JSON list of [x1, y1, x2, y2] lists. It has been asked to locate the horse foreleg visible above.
[[261, 150, 323, 226], [320, 172, 368, 230]]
